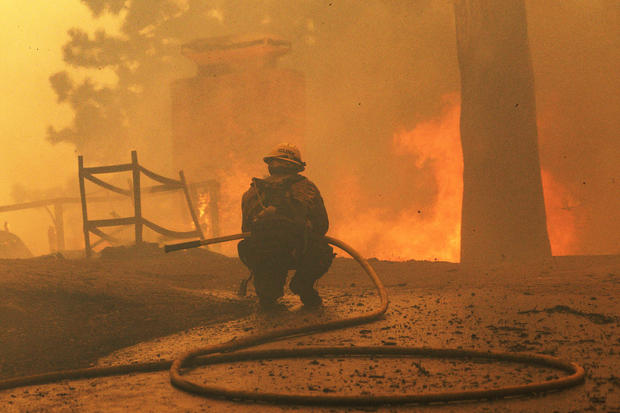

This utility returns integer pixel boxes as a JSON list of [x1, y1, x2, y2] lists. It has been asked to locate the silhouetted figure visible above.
[[238, 143, 334, 311]]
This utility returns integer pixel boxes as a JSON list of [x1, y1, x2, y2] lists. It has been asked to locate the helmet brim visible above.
[[263, 156, 305, 167]]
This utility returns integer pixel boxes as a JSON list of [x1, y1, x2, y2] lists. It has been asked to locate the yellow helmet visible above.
[[263, 143, 306, 170]]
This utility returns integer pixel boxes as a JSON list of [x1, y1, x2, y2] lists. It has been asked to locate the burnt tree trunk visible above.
[[454, 0, 551, 265]]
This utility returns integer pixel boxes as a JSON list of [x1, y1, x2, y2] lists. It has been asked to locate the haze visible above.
[[1, 1, 618, 260]]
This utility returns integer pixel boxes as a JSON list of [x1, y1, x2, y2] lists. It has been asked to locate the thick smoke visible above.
[[4, 0, 619, 257], [528, 0, 620, 255]]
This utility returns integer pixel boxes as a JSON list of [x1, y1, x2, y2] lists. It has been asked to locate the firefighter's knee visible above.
[[301, 240, 334, 275]]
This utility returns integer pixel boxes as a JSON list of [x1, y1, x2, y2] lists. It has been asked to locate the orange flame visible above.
[[540, 170, 578, 256], [207, 95, 578, 261], [537, 104, 580, 256], [329, 94, 463, 262], [328, 94, 579, 261], [196, 191, 210, 234]]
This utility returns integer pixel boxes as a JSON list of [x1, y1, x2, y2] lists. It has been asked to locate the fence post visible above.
[[53, 202, 65, 251], [131, 150, 143, 245], [78, 155, 92, 257], [179, 170, 204, 240]]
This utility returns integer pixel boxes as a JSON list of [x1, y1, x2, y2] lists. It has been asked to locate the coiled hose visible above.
[[0, 234, 585, 406]]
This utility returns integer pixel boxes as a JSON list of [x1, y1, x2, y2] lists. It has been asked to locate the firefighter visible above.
[[238, 143, 334, 311]]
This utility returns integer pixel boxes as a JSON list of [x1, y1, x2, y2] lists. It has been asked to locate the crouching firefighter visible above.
[[237, 143, 334, 311]]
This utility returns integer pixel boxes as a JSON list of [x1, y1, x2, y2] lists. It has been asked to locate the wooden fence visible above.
[[78, 150, 208, 257], [0, 197, 74, 252], [0, 153, 220, 256]]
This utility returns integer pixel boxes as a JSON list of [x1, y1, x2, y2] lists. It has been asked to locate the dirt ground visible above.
[[0, 245, 619, 412]]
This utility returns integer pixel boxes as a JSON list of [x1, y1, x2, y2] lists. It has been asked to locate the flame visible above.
[[204, 94, 578, 261], [329, 94, 463, 262], [537, 104, 580, 256], [327, 93, 579, 261], [540, 170, 578, 256], [196, 191, 210, 234]]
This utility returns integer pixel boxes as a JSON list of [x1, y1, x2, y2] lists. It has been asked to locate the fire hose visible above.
[[0, 233, 585, 406]]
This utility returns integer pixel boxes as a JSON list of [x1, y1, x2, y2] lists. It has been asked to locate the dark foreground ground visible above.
[[0, 246, 618, 412]]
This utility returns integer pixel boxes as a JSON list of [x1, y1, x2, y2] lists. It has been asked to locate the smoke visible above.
[[529, 0, 620, 255], [3, 0, 619, 257]]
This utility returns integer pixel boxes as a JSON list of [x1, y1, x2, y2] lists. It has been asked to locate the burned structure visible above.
[[170, 34, 306, 178]]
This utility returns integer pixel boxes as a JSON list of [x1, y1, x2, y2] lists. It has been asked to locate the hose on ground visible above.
[[0, 234, 585, 406]]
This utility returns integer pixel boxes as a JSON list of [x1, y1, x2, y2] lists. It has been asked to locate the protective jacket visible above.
[[241, 173, 329, 237]]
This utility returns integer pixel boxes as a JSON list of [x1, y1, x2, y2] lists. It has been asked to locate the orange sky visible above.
[[0, 1, 119, 204]]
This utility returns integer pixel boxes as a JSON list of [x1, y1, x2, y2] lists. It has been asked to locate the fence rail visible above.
[[81, 163, 133, 174]]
